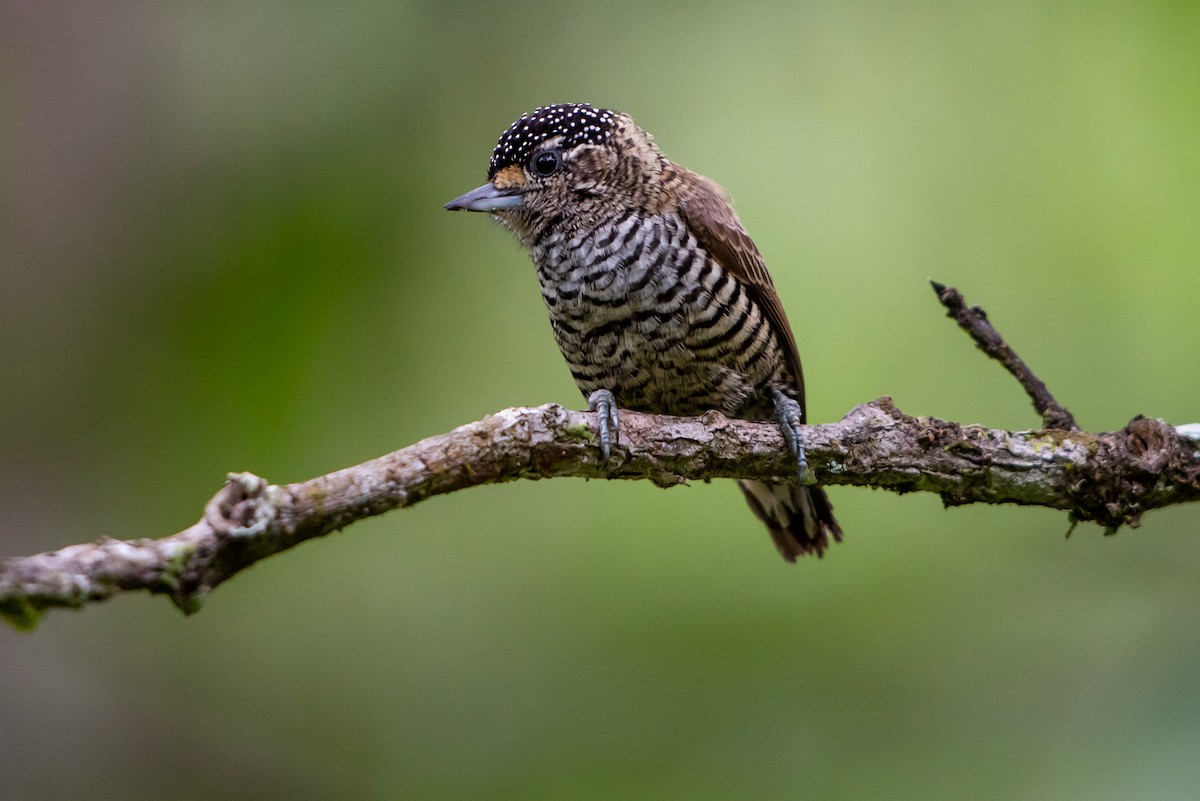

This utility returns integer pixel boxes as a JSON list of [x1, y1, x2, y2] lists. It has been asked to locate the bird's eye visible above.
[[530, 150, 561, 177]]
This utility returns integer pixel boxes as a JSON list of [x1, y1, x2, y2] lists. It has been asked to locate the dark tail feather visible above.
[[737, 480, 843, 561]]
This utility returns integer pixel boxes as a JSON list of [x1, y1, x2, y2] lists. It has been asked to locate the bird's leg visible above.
[[587, 388, 620, 462], [770, 388, 807, 482]]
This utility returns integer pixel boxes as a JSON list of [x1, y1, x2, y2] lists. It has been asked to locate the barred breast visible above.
[[531, 209, 793, 420]]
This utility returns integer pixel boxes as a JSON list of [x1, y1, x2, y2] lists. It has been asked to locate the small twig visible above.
[[931, 280, 1079, 431]]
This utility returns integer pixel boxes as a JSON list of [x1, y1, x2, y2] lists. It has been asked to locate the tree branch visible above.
[[4, 282, 1199, 629], [3, 399, 1199, 629]]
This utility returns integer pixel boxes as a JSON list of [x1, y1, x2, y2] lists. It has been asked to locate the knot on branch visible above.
[[204, 472, 278, 537], [1066, 416, 1200, 530], [1125, 416, 1177, 474]]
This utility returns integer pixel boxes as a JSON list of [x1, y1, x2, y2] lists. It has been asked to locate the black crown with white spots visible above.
[[488, 103, 618, 178]]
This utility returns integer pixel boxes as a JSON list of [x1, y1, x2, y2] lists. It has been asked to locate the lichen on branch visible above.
[[5, 283, 1197, 629], [3, 398, 1198, 629]]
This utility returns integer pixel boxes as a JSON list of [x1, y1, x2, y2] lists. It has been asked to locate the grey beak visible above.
[[444, 182, 525, 212]]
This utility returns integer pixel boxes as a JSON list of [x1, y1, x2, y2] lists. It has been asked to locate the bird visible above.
[[445, 103, 841, 560]]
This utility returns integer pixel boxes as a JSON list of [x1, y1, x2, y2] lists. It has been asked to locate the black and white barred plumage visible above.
[[532, 208, 787, 418], [447, 103, 841, 560]]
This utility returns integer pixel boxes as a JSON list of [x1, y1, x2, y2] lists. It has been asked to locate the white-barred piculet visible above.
[[446, 103, 841, 559]]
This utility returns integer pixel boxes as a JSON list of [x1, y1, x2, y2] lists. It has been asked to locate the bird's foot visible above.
[[587, 389, 620, 462], [771, 389, 808, 482]]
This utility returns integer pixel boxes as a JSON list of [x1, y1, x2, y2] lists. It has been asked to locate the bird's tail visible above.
[[737, 480, 842, 561]]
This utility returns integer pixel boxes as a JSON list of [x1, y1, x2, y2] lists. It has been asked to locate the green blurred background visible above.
[[3, 2, 1200, 799]]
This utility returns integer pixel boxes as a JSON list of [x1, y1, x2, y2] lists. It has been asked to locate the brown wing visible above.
[[672, 166, 807, 418]]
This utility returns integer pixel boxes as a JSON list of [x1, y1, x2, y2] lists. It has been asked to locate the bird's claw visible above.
[[772, 390, 808, 482], [587, 389, 620, 462]]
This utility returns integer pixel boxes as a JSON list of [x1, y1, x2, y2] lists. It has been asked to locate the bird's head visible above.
[[445, 103, 668, 244]]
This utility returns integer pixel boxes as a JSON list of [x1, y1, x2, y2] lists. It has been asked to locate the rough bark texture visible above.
[[5, 284, 1198, 629], [3, 398, 1199, 629]]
